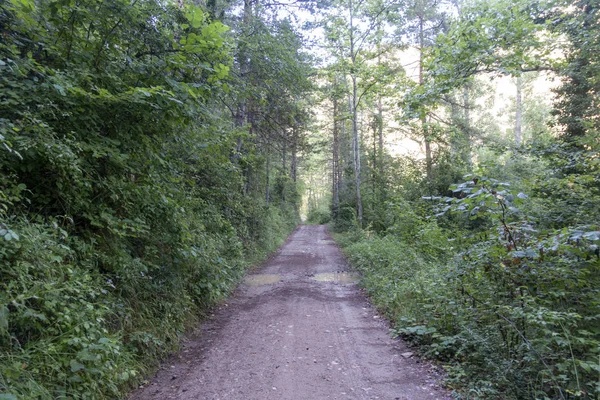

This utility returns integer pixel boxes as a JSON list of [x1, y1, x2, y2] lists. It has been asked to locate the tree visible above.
[[321, 0, 399, 226], [551, 0, 600, 141], [404, 0, 556, 110], [213, 0, 314, 215]]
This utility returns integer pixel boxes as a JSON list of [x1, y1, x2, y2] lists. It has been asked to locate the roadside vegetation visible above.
[[0, 0, 311, 398], [310, 0, 600, 398], [334, 170, 600, 399]]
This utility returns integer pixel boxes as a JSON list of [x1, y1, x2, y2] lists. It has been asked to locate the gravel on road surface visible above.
[[130, 225, 451, 400]]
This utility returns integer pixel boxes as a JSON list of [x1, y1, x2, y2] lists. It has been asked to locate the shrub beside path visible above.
[[130, 225, 451, 400]]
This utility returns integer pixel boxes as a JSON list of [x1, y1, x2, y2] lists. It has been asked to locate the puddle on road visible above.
[[313, 272, 359, 284], [244, 274, 281, 286], [319, 240, 336, 245]]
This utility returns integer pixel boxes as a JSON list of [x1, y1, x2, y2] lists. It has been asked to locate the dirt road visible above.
[[131, 225, 450, 400]]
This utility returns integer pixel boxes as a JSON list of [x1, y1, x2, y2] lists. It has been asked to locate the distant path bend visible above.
[[131, 225, 451, 400]]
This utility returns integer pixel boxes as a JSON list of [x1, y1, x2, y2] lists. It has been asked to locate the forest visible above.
[[0, 0, 598, 398]]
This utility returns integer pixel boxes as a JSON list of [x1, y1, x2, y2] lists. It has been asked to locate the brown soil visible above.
[[130, 225, 451, 400]]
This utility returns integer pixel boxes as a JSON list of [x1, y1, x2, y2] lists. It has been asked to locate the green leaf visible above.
[[582, 231, 600, 241], [185, 6, 205, 29], [53, 84, 66, 96], [70, 360, 85, 372], [23, 310, 46, 321], [0, 306, 8, 331]]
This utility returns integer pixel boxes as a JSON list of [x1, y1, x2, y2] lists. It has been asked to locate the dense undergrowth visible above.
[[1, 206, 294, 400], [1, 206, 294, 399], [0, 0, 302, 398], [333, 149, 600, 399]]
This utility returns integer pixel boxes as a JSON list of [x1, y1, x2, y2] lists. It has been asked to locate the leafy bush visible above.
[[0, 221, 141, 399], [306, 207, 331, 224], [331, 206, 359, 232], [337, 175, 600, 399], [0, 0, 300, 398]]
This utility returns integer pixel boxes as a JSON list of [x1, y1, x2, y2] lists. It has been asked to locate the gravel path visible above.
[[130, 225, 451, 400]]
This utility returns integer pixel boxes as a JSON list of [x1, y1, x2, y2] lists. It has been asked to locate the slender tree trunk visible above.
[[265, 148, 270, 204], [376, 50, 385, 202], [243, 97, 255, 196], [281, 131, 287, 203], [424, 138, 432, 179], [291, 126, 298, 183], [237, 0, 253, 193], [349, 0, 363, 226], [352, 75, 363, 226], [282, 131, 287, 173], [515, 76, 523, 146], [340, 75, 352, 210], [332, 94, 340, 219], [290, 125, 300, 219], [463, 84, 473, 168], [233, 108, 245, 163], [377, 95, 384, 203], [371, 115, 377, 214], [418, 14, 432, 182]]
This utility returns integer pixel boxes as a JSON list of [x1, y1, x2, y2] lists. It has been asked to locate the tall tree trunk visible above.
[[233, 108, 245, 163], [265, 148, 270, 204], [372, 114, 377, 212], [237, 0, 253, 193], [332, 93, 340, 219], [377, 95, 384, 203], [418, 14, 432, 182], [463, 84, 473, 168], [349, 0, 363, 226], [281, 130, 287, 203], [424, 138, 432, 180], [282, 130, 287, 173], [291, 125, 298, 183], [352, 75, 363, 226], [243, 97, 255, 196], [515, 75, 523, 146], [290, 125, 300, 219]]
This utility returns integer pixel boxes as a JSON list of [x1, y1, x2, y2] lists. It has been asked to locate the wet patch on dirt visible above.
[[244, 274, 281, 286], [130, 225, 451, 400], [313, 272, 359, 284], [318, 239, 337, 245]]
